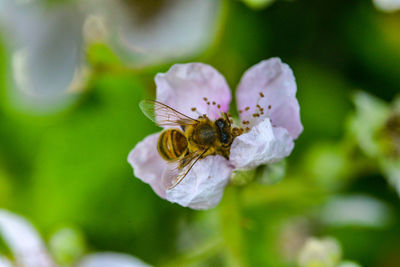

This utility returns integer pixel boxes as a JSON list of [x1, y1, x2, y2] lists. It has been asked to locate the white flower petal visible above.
[[0, 257, 12, 267], [236, 58, 302, 139], [0, 209, 54, 267], [155, 63, 231, 121], [0, 0, 84, 108], [78, 252, 151, 267], [230, 118, 294, 169], [337, 261, 362, 267], [87, 0, 221, 64], [349, 91, 389, 157], [298, 237, 342, 267], [373, 0, 400, 12], [320, 195, 393, 228], [128, 133, 168, 198], [166, 156, 233, 209]]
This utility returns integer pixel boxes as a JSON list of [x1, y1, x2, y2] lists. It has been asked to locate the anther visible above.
[[259, 92, 264, 98], [191, 107, 197, 111], [252, 113, 260, 117], [239, 110, 243, 114], [268, 105, 271, 109], [217, 104, 221, 109], [203, 97, 208, 101], [207, 101, 210, 105], [245, 107, 250, 111], [212, 101, 216, 105], [245, 127, 250, 132]]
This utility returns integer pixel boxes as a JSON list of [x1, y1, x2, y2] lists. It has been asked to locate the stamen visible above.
[[245, 107, 250, 111], [268, 105, 272, 109], [259, 92, 264, 98], [203, 97, 208, 101], [207, 101, 210, 105], [191, 107, 196, 111], [212, 101, 216, 105], [239, 110, 243, 114], [217, 104, 221, 109]]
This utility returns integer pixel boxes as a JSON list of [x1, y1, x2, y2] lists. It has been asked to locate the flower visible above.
[[86, 0, 222, 66], [128, 58, 302, 210], [372, 0, 400, 12], [348, 92, 400, 196], [0, 209, 151, 267], [0, 0, 85, 111], [297, 237, 361, 267], [0, 0, 221, 110], [297, 237, 342, 267]]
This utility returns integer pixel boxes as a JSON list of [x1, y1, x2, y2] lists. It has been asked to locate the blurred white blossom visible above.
[[320, 195, 393, 228], [0, 209, 151, 267], [86, 0, 222, 65], [349, 92, 400, 197], [0, 0, 222, 111], [0, 0, 85, 111], [298, 237, 341, 267], [373, 0, 400, 12], [78, 253, 151, 267]]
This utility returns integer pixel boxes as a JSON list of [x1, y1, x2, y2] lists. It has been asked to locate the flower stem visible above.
[[160, 237, 223, 267], [218, 186, 247, 267]]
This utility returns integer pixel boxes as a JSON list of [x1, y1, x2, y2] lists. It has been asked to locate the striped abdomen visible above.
[[157, 129, 188, 161]]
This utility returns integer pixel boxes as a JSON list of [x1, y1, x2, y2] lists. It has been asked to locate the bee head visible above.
[[215, 118, 231, 145]]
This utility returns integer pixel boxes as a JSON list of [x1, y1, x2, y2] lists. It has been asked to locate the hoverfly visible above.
[[139, 100, 242, 189]]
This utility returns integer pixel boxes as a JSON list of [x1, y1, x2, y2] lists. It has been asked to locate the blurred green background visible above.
[[0, 0, 400, 266]]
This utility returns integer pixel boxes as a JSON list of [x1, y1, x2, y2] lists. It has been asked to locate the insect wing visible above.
[[165, 148, 209, 189], [139, 100, 198, 127]]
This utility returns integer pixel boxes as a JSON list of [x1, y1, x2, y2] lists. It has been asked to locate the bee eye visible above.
[[215, 119, 225, 128]]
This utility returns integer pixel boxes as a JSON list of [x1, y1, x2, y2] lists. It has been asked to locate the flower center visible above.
[[238, 92, 273, 131], [384, 112, 400, 157], [189, 97, 244, 137]]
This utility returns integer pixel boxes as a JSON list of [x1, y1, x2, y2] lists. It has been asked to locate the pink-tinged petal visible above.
[[128, 133, 167, 198], [155, 63, 231, 121], [165, 156, 233, 209], [78, 252, 151, 267], [0, 209, 55, 267], [230, 118, 294, 170], [236, 58, 303, 139]]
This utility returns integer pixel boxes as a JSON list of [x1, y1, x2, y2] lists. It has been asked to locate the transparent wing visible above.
[[165, 148, 209, 189], [139, 100, 198, 127]]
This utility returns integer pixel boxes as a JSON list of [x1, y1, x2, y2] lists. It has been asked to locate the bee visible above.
[[139, 100, 242, 189]]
